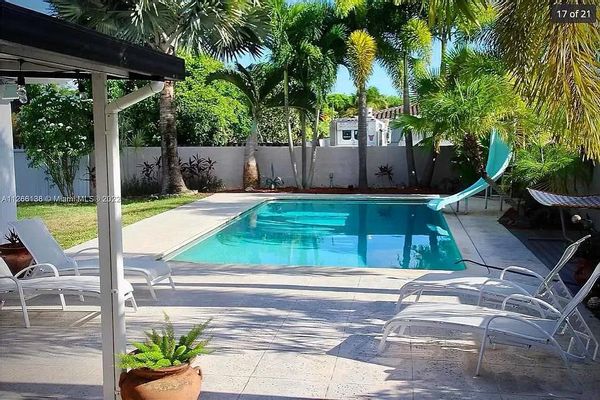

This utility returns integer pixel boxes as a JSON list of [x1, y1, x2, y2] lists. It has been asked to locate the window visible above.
[[342, 130, 352, 140]]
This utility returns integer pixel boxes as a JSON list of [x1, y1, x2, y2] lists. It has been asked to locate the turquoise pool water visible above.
[[172, 200, 464, 270]]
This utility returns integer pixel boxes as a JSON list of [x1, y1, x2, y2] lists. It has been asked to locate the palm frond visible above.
[[346, 29, 377, 89]]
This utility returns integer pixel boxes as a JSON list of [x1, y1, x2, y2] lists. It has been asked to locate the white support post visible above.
[[92, 73, 127, 400], [0, 100, 17, 239]]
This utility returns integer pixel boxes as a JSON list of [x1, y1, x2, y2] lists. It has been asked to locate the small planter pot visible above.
[[0, 244, 33, 275], [119, 363, 202, 400]]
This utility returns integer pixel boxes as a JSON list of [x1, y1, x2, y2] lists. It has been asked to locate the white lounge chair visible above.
[[379, 262, 600, 381], [10, 218, 174, 300], [395, 235, 590, 312], [0, 258, 137, 328]]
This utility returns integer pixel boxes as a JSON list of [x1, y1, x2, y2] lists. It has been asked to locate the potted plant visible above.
[[0, 228, 33, 275], [118, 314, 211, 400]]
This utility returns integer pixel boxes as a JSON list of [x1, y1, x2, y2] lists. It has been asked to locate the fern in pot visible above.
[[118, 314, 211, 400]]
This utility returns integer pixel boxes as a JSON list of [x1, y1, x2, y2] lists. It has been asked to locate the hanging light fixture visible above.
[[16, 75, 27, 104], [77, 80, 88, 99], [16, 60, 27, 104]]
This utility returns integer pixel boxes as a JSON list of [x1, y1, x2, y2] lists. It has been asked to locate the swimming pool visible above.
[[171, 200, 464, 270]]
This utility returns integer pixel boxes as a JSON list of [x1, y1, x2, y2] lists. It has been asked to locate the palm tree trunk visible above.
[[403, 53, 418, 187], [243, 113, 260, 189], [159, 80, 187, 194], [300, 111, 307, 189], [307, 104, 320, 187], [421, 142, 439, 188], [358, 85, 368, 190], [284, 68, 301, 188], [440, 29, 448, 76]]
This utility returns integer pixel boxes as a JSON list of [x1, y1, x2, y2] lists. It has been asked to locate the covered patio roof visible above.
[[0, 1, 184, 81], [0, 3, 185, 400]]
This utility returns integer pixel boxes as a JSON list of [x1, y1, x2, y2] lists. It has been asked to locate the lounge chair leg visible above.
[[17, 287, 30, 328], [0, 300, 4, 310], [129, 295, 138, 312], [395, 288, 409, 312], [378, 322, 398, 353], [169, 276, 176, 290], [476, 335, 489, 376], [59, 294, 66, 310], [415, 289, 423, 303], [79, 294, 85, 302], [147, 278, 157, 300]]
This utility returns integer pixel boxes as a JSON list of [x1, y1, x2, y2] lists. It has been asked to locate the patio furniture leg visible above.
[[129, 295, 138, 312], [146, 277, 157, 300], [559, 209, 573, 243], [59, 293, 66, 310], [485, 187, 489, 210], [16, 286, 30, 328], [476, 335, 489, 376], [169, 276, 176, 290]]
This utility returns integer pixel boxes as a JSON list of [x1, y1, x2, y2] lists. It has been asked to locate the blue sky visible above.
[[10, 0, 443, 96]]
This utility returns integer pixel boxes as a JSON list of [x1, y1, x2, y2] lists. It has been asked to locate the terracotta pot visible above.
[[0, 244, 33, 275], [119, 363, 202, 400]]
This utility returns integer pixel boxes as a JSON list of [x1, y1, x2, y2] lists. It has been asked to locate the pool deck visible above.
[[1, 193, 599, 399]]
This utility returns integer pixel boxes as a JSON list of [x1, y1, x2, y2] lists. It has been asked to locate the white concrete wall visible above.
[[0, 102, 17, 240], [121, 145, 457, 190], [13, 150, 90, 198]]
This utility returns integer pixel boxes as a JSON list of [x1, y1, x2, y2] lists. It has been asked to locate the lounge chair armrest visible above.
[[72, 247, 99, 257], [484, 314, 556, 342], [480, 278, 531, 295], [14, 263, 60, 279], [501, 294, 561, 318], [500, 266, 545, 282]]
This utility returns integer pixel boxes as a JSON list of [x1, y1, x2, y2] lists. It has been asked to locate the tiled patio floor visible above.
[[1, 195, 599, 399]]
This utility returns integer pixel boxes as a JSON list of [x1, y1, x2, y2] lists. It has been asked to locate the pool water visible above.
[[172, 200, 464, 270]]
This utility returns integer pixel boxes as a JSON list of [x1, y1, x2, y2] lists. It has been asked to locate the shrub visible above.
[[18, 85, 93, 197]]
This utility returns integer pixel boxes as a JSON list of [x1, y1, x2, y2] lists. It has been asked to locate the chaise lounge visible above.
[[0, 258, 136, 327]]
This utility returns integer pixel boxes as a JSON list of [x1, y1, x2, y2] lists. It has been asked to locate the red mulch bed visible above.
[[221, 187, 446, 195]]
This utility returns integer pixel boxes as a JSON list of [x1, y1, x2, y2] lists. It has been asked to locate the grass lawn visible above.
[[17, 194, 208, 249]]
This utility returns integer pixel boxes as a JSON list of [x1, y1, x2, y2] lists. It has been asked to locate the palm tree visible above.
[[207, 63, 282, 189], [284, 1, 346, 188], [491, 0, 600, 160], [410, 52, 522, 208], [346, 29, 377, 190], [49, 0, 269, 194], [421, 0, 487, 73], [269, 0, 302, 188], [379, 17, 431, 187]]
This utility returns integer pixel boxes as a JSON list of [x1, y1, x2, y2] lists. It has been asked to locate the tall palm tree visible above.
[[49, 0, 269, 194], [269, 0, 302, 188], [421, 0, 487, 73], [284, 1, 346, 188], [207, 63, 282, 189], [346, 29, 377, 190], [379, 17, 431, 187], [491, 0, 600, 160]]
